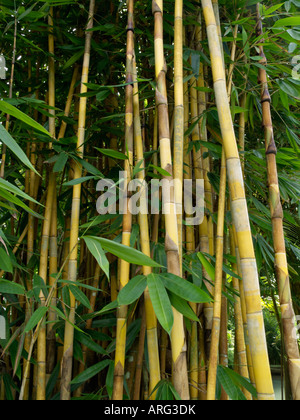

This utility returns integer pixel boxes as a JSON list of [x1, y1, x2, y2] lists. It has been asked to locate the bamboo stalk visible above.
[[112, 0, 135, 400], [201, 0, 275, 400], [173, 0, 184, 268], [133, 306, 147, 400], [257, 5, 300, 401], [36, 7, 57, 399], [60, 0, 95, 400], [74, 264, 101, 397], [231, 219, 256, 389], [207, 150, 226, 400], [230, 227, 252, 399], [183, 71, 198, 400], [132, 56, 161, 398], [0, 10, 17, 179], [153, 0, 189, 400], [195, 10, 214, 359]]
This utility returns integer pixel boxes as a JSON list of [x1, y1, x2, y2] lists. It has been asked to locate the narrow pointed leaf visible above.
[[147, 273, 173, 335]]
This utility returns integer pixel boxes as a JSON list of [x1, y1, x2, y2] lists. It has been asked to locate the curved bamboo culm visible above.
[[256, 5, 300, 401], [112, 0, 134, 400], [60, 0, 95, 400], [132, 57, 161, 398], [153, 0, 190, 400], [207, 10, 250, 399], [201, 0, 275, 400]]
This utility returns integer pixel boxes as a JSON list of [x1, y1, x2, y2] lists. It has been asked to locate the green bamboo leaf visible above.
[[197, 252, 215, 281], [168, 292, 200, 323], [118, 275, 147, 306], [83, 236, 110, 279], [0, 100, 50, 136], [53, 152, 69, 173], [0, 178, 35, 203], [160, 272, 212, 303], [71, 359, 111, 385], [223, 366, 258, 399], [0, 279, 25, 295], [95, 147, 128, 161], [149, 164, 172, 177], [217, 365, 245, 400], [147, 273, 174, 335], [273, 16, 300, 27], [0, 249, 13, 274], [69, 285, 92, 310], [0, 124, 39, 174], [63, 176, 96, 187], [24, 306, 48, 333], [75, 331, 108, 356], [83, 236, 162, 268]]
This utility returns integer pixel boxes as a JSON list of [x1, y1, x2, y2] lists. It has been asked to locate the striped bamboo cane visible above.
[[201, 0, 275, 400], [153, 0, 190, 399], [257, 5, 300, 400], [173, 0, 184, 267], [112, 0, 135, 400]]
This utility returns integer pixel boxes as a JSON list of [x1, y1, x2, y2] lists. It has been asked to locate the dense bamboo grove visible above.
[[0, 0, 300, 401]]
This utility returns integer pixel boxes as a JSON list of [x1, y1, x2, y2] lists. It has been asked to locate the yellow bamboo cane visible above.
[[36, 7, 56, 400], [230, 227, 252, 400], [257, 5, 300, 400], [173, 0, 184, 268], [60, 0, 95, 400], [112, 0, 135, 400], [132, 57, 161, 398], [194, 10, 214, 359], [201, 0, 275, 400], [153, 0, 190, 399], [206, 149, 226, 400]]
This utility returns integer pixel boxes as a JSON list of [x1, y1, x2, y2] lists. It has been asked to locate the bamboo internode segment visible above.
[[201, 0, 275, 400], [153, 0, 190, 400], [256, 5, 300, 401]]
